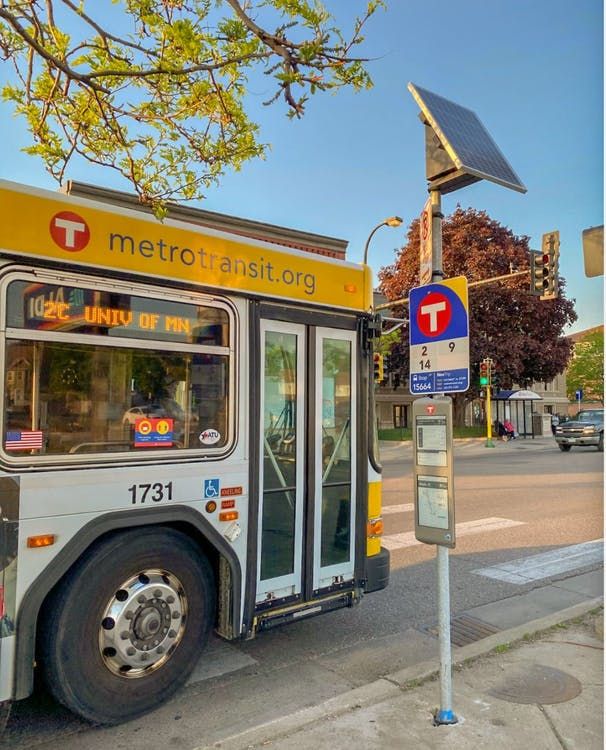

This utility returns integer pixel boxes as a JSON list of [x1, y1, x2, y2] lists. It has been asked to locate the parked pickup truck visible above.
[[554, 409, 604, 452]]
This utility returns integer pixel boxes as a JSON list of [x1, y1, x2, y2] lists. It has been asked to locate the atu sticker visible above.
[[199, 428, 221, 445]]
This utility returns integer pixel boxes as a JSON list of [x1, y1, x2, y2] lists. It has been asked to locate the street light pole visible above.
[[363, 216, 403, 265]]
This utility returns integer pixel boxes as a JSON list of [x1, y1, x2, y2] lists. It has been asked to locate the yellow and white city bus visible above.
[[0, 180, 388, 724]]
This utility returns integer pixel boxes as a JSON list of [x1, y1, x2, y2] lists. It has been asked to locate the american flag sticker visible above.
[[5, 430, 44, 451]]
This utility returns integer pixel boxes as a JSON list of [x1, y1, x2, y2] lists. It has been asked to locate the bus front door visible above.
[[256, 321, 356, 605]]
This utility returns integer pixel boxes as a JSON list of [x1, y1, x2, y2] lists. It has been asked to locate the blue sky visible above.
[[1, 0, 603, 333]]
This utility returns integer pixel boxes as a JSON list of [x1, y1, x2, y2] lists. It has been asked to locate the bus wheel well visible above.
[[36, 526, 216, 724], [36, 522, 226, 631], [15, 509, 241, 702]]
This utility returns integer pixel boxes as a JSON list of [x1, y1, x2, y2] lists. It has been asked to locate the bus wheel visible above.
[[39, 528, 215, 724]]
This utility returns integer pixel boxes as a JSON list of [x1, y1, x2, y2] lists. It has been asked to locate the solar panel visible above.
[[408, 83, 527, 194]]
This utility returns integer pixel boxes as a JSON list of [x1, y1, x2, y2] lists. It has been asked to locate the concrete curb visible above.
[[198, 596, 603, 750]]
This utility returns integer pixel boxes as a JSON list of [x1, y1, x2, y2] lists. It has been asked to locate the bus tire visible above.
[[38, 527, 215, 724]]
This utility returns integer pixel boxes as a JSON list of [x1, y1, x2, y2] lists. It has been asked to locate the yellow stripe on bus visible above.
[[367, 481, 382, 519], [367, 480, 382, 557], [0, 182, 372, 311]]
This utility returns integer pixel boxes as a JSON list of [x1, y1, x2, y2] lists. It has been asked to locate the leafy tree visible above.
[[0, 0, 382, 211], [378, 207, 578, 425], [566, 329, 604, 404]]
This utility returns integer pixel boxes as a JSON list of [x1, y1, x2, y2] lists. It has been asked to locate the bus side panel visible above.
[[0, 477, 18, 702], [0, 638, 15, 703]]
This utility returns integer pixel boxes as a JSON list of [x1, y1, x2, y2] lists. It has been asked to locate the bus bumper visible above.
[[364, 547, 390, 593]]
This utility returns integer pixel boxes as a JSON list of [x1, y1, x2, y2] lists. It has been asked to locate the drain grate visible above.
[[427, 613, 501, 647]]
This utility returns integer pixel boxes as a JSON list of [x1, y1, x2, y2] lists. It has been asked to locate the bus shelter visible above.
[[492, 389, 542, 438]]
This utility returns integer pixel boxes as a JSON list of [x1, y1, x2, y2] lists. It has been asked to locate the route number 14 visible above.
[[419, 341, 455, 370]]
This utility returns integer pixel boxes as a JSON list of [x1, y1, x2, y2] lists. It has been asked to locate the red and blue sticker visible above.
[[134, 418, 174, 447]]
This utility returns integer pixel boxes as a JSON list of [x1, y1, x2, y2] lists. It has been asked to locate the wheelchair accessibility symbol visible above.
[[203, 478, 220, 499]]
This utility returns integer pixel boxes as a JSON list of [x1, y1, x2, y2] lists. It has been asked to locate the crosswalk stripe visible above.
[[382, 517, 525, 551], [382, 503, 414, 514], [472, 539, 604, 584]]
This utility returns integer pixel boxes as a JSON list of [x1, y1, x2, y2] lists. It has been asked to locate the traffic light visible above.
[[479, 361, 489, 386], [530, 231, 560, 299], [543, 231, 560, 298], [479, 358, 492, 386], [373, 353, 384, 383]]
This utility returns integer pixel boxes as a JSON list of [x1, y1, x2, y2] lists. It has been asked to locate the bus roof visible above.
[[0, 180, 372, 312], [64, 180, 350, 261]]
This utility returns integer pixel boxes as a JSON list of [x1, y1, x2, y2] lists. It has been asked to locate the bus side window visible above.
[[2, 278, 233, 459]]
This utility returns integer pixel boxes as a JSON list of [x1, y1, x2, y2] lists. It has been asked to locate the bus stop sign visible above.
[[409, 276, 470, 395]]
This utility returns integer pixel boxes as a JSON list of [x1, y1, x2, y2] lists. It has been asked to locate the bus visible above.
[[0, 180, 389, 725]]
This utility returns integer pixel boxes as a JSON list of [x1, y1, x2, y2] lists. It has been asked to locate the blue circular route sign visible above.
[[410, 281, 468, 345]]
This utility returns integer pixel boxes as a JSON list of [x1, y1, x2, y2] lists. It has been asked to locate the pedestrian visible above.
[[503, 419, 516, 440]]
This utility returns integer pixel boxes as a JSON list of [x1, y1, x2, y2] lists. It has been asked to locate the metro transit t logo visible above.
[[416, 291, 452, 337], [50, 211, 90, 252], [409, 278, 468, 346]]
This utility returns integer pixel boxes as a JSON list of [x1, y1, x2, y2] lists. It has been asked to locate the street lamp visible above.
[[363, 216, 403, 265]]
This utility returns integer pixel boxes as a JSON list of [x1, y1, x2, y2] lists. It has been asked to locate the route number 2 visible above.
[[419, 342, 455, 370]]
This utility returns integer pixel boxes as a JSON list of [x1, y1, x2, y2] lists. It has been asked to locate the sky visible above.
[[1, 0, 603, 334]]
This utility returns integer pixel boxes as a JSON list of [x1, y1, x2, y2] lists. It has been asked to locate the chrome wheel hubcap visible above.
[[99, 569, 187, 678]]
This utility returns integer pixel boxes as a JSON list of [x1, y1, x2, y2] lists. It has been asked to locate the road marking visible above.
[[383, 503, 415, 514], [382, 517, 525, 551], [472, 539, 604, 584]]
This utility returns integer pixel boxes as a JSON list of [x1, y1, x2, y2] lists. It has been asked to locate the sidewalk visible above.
[[200, 599, 603, 750], [379, 435, 558, 448]]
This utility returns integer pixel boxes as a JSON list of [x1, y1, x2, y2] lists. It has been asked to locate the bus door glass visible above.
[[257, 321, 306, 602], [313, 328, 356, 590]]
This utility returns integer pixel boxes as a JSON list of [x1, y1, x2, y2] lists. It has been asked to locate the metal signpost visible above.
[[407, 82, 526, 727]]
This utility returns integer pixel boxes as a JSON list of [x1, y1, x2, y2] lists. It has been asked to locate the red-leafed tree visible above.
[[378, 207, 577, 425]]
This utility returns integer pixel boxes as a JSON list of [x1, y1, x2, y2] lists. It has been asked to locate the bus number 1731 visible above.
[[129, 482, 173, 504]]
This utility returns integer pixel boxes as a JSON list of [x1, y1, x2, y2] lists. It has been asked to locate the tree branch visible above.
[[0, 7, 110, 93]]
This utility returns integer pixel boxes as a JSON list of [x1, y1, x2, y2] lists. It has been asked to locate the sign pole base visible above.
[[434, 708, 458, 726]]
